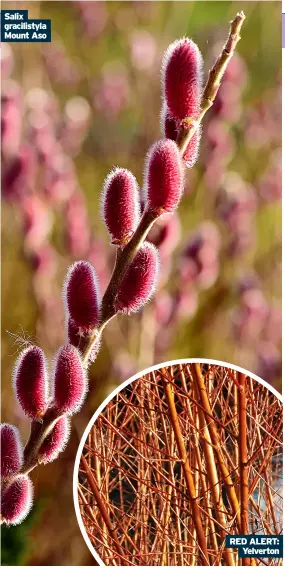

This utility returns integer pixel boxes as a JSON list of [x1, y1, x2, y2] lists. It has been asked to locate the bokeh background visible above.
[[1, 0, 281, 565]]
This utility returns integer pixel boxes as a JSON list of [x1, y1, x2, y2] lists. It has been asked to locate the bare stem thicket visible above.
[[78, 364, 282, 566]]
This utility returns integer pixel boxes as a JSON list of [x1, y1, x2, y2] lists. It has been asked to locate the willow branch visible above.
[[8, 12, 246, 495], [177, 11, 246, 154], [81, 11, 246, 369], [19, 408, 63, 476]]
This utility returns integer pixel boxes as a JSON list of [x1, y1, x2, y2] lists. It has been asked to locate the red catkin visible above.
[[64, 261, 100, 332], [38, 416, 71, 464], [115, 242, 159, 314], [53, 344, 87, 415], [67, 318, 101, 362], [0, 424, 23, 478], [101, 167, 140, 245], [162, 37, 203, 121], [1, 475, 33, 526], [145, 139, 184, 214], [13, 346, 48, 420]]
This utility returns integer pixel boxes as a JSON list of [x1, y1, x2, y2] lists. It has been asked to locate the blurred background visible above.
[[1, 0, 281, 565]]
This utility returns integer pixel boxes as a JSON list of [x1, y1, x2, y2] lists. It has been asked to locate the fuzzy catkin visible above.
[[13, 346, 48, 420], [102, 168, 140, 245], [53, 344, 87, 415], [0, 424, 23, 478], [64, 261, 100, 332], [115, 242, 159, 314], [1, 475, 33, 526], [38, 416, 70, 464], [162, 37, 203, 121], [145, 139, 184, 214]]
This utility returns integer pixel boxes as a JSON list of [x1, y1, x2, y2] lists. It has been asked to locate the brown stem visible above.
[[238, 372, 250, 566], [238, 374, 249, 532], [20, 407, 63, 475], [161, 367, 210, 565], [80, 454, 127, 564], [178, 365, 213, 562], [191, 374, 235, 566], [248, 379, 279, 534], [190, 363, 242, 530], [81, 209, 157, 367], [177, 12, 246, 154], [201, 12, 245, 116], [78, 484, 97, 524]]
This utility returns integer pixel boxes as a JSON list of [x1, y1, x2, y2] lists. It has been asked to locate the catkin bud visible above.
[[162, 38, 203, 121], [13, 346, 48, 420], [145, 139, 184, 214], [101, 168, 140, 245], [53, 344, 87, 415], [67, 318, 101, 362], [38, 416, 71, 464], [0, 424, 23, 478], [161, 101, 201, 169], [115, 242, 159, 314], [1, 475, 33, 526], [64, 261, 100, 332]]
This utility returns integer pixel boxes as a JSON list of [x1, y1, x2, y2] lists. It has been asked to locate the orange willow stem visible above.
[[80, 455, 126, 563], [238, 372, 254, 567], [248, 380, 279, 534], [78, 484, 97, 524], [160, 368, 210, 566], [178, 365, 216, 562], [190, 363, 241, 530], [191, 375, 235, 566], [238, 373, 249, 535]]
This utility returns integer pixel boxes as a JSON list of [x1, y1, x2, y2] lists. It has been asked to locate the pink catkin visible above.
[[145, 139, 184, 214], [162, 38, 203, 121], [38, 416, 70, 464], [67, 318, 101, 362], [0, 424, 23, 478], [1, 475, 33, 526], [115, 242, 159, 314], [64, 261, 100, 332], [161, 101, 201, 169], [102, 168, 140, 245], [13, 346, 48, 420], [53, 344, 86, 415]]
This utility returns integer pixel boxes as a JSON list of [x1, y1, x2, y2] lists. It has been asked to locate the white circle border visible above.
[[73, 358, 283, 567]]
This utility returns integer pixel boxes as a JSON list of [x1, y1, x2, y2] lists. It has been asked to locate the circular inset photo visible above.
[[74, 360, 282, 566]]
